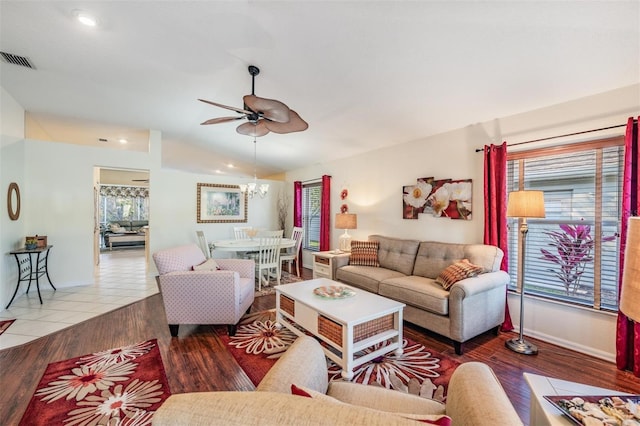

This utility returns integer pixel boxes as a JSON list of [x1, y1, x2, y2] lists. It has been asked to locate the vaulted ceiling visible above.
[[1, 1, 638, 178]]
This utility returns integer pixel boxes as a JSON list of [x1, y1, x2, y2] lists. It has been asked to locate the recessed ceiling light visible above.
[[119, 139, 128, 144], [227, 163, 235, 168], [72, 10, 97, 27]]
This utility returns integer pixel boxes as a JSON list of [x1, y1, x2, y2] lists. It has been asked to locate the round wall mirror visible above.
[[7, 182, 20, 220]]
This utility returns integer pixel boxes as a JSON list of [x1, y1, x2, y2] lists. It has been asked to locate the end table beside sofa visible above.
[[154, 336, 523, 425]]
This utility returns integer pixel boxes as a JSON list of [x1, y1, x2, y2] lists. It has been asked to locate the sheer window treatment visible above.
[[483, 142, 513, 331], [617, 116, 640, 377], [320, 175, 331, 251]]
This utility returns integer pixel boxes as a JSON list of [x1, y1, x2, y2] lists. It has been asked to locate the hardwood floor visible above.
[[1, 268, 638, 425]]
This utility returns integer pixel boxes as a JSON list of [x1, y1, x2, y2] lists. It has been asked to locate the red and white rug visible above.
[[220, 310, 459, 402], [20, 339, 171, 426], [0, 319, 15, 336]]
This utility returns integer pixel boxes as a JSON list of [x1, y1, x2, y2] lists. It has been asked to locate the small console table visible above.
[[6, 245, 55, 308]]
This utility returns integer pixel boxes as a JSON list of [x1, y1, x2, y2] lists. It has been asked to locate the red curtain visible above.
[[483, 142, 514, 331], [293, 181, 303, 267], [320, 175, 331, 251], [616, 116, 640, 377]]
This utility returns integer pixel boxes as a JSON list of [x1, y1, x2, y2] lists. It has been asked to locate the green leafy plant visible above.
[[540, 223, 616, 295]]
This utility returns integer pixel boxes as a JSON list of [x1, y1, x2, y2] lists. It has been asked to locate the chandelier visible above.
[[239, 137, 269, 198]]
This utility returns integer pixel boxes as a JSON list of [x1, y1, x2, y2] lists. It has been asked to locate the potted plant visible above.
[[540, 222, 616, 295], [25, 236, 38, 250]]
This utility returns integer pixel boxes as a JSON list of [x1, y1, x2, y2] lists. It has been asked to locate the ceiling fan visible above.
[[199, 65, 308, 137]]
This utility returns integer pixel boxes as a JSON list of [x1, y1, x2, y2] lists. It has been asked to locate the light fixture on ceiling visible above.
[[72, 10, 97, 27], [239, 137, 269, 199]]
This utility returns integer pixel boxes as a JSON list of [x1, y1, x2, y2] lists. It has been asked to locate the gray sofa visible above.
[[334, 235, 510, 354]]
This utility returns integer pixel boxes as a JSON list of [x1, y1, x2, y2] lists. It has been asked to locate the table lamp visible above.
[[620, 217, 640, 323], [506, 190, 545, 355], [335, 213, 357, 252]]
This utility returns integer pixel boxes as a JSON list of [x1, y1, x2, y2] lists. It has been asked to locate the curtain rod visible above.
[[474, 123, 628, 152]]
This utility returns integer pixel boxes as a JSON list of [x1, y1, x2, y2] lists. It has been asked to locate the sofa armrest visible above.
[[216, 258, 255, 281], [334, 255, 350, 269], [445, 362, 523, 426], [327, 381, 445, 415], [447, 270, 510, 342], [256, 336, 329, 394], [450, 270, 510, 297], [158, 271, 242, 301]]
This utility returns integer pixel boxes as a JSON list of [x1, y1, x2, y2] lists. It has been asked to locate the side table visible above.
[[524, 373, 633, 425], [313, 250, 350, 280], [7, 245, 56, 308]]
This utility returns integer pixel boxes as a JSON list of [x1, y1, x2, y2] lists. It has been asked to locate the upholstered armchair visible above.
[[152, 244, 255, 337]]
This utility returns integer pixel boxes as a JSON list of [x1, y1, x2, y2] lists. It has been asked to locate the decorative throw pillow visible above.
[[435, 259, 485, 290], [192, 258, 220, 271], [349, 240, 380, 267]]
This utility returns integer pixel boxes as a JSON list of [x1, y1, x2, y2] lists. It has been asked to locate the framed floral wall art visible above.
[[197, 183, 248, 223], [402, 177, 472, 220]]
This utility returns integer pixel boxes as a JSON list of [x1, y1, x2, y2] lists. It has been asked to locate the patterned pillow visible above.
[[349, 240, 380, 267], [435, 259, 485, 290], [192, 258, 220, 271]]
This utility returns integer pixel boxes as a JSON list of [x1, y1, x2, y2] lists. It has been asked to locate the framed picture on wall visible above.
[[197, 183, 248, 223]]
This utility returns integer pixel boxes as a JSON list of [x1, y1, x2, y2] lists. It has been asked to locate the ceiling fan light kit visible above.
[[199, 65, 308, 137]]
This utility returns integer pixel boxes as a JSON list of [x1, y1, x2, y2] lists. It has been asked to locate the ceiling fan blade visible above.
[[236, 120, 270, 137], [198, 98, 252, 115], [200, 116, 244, 125], [243, 95, 290, 123], [263, 110, 308, 134]]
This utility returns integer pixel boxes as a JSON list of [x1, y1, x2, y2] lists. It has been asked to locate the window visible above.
[[302, 182, 321, 251], [99, 185, 149, 225], [506, 137, 623, 311]]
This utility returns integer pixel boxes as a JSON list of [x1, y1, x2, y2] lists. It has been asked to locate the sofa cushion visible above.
[[370, 235, 420, 275], [434, 259, 485, 290], [349, 240, 380, 267], [294, 384, 452, 425], [336, 265, 406, 294], [379, 276, 449, 315]]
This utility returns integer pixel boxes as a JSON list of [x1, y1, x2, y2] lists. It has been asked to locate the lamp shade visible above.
[[620, 216, 640, 322], [335, 213, 357, 230], [507, 190, 546, 218]]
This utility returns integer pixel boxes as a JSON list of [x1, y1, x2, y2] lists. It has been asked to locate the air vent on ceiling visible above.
[[0, 51, 36, 69]]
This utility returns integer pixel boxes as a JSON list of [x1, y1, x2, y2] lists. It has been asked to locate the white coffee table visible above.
[[275, 278, 405, 380], [524, 373, 634, 425]]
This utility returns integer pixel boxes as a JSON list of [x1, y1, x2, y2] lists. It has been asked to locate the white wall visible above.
[[286, 83, 640, 362], [1, 88, 26, 308], [0, 88, 282, 308]]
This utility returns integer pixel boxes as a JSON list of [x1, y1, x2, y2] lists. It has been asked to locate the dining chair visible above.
[[233, 226, 258, 259], [255, 230, 283, 291], [196, 230, 211, 259], [281, 226, 304, 277]]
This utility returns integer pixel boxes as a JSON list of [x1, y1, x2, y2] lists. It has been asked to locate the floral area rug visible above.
[[0, 319, 15, 335], [19, 339, 171, 426], [254, 270, 304, 297], [219, 310, 459, 402]]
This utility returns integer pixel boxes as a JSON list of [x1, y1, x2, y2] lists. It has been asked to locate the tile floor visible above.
[[0, 248, 157, 350]]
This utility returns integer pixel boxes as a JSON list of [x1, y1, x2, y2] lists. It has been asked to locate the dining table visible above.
[[210, 238, 296, 253]]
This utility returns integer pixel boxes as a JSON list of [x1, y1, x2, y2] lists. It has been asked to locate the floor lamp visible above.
[[506, 190, 545, 355], [620, 216, 640, 323]]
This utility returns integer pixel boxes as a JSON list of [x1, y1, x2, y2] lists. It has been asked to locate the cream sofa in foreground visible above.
[[153, 336, 523, 425], [334, 235, 510, 354]]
